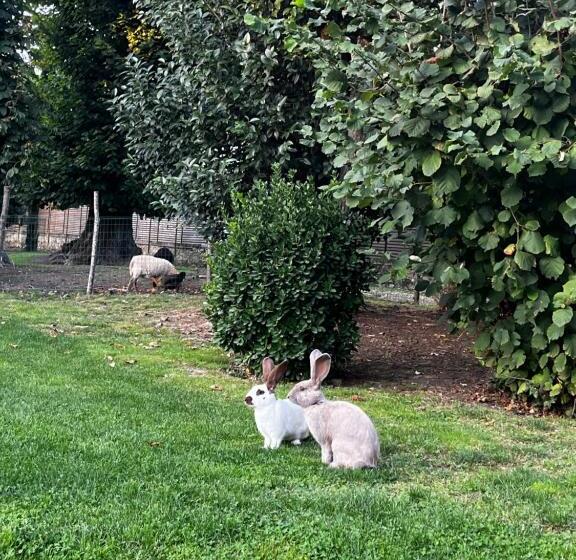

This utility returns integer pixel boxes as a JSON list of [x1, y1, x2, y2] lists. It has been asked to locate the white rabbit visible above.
[[287, 350, 380, 469], [244, 357, 310, 449]]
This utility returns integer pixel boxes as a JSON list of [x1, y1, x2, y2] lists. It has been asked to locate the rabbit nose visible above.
[[244, 396, 253, 405]]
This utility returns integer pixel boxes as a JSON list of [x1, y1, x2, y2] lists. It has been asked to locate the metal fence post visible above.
[[147, 219, 152, 254], [87, 192, 100, 295]]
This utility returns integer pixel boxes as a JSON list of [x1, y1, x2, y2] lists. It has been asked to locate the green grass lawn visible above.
[[1, 293, 576, 559], [6, 251, 45, 266]]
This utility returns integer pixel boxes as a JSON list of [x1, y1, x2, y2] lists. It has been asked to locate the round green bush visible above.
[[205, 170, 373, 376]]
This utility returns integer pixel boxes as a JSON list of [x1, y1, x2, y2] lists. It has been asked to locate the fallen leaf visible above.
[[147, 441, 163, 448], [125, 359, 137, 365], [351, 394, 365, 402], [9, 343, 19, 348], [210, 384, 223, 391]]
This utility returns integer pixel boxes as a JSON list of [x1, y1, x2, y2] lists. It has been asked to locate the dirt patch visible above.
[[0, 264, 203, 294], [155, 307, 213, 345], [346, 305, 487, 389]]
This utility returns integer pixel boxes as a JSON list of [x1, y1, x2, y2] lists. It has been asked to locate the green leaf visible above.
[[559, 200, 576, 226], [554, 352, 567, 373], [478, 232, 499, 250], [503, 128, 520, 143], [324, 69, 347, 93], [477, 83, 493, 99], [548, 323, 564, 341], [564, 335, 576, 358], [421, 151, 442, 177], [433, 167, 460, 194], [530, 35, 556, 56], [403, 117, 430, 137], [501, 185, 522, 207], [391, 200, 414, 228], [514, 250, 535, 271], [553, 307, 573, 327], [539, 256, 564, 279], [520, 230, 545, 254], [474, 332, 491, 353]]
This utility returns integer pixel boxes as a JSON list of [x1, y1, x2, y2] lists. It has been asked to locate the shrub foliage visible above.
[[274, 0, 576, 407], [205, 170, 372, 375]]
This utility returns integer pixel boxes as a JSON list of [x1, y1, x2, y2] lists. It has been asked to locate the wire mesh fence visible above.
[[0, 210, 208, 294], [0, 207, 432, 303]]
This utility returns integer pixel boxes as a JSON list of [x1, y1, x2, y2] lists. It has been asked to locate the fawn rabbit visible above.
[[287, 350, 379, 469]]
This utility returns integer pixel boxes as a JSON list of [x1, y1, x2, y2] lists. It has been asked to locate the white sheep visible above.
[[127, 255, 180, 291]]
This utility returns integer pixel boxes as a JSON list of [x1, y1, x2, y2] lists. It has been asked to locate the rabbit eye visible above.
[[256, 389, 264, 396], [300, 387, 305, 391]]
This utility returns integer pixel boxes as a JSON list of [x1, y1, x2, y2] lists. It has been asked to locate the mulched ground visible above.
[[345, 304, 520, 409]]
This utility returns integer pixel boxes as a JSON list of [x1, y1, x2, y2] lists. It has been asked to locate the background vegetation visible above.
[[5, 0, 576, 406]]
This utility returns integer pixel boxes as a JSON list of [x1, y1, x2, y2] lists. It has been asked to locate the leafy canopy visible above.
[[281, 0, 576, 408], [21, 0, 151, 215], [0, 0, 33, 186], [113, 0, 325, 239]]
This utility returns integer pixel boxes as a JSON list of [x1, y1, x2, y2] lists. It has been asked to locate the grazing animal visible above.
[[153, 247, 174, 264], [287, 350, 380, 469], [244, 357, 309, 449], [151, 272, 186, 292], [127, 255, 179, 291]]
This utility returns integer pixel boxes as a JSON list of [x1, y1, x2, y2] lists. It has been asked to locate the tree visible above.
[[0, 0, 29, 249], [113, 0, 325, 240], [22, 1, 153, 262], [287, 0, 576, 409]]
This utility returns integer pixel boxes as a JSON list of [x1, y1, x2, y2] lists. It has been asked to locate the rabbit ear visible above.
[[309, 349, 323, 376], [265, 360, 288, 391], [311, 353, 331, 387], [262, 357, 275, 383]]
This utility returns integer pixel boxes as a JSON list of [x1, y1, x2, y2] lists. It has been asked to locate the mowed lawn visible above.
[[1, 294, 576, 559]]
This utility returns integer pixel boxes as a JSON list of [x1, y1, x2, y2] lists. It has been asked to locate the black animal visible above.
[[153, 247, 174, 264], [151, 271, 186, 292]]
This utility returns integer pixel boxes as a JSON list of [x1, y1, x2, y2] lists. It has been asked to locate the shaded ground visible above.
[[348, 305, 538, 413], [346, 305, 503, 403]]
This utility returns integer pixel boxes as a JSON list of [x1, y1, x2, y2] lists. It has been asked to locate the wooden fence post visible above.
[[86, 191, 100, 295], [0, 185, 12, 251]]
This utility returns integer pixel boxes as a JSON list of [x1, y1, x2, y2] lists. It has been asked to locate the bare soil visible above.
[[0, 263, 203, 294], [161, 300, 525, 410], [344, 304, 542, 414], [345, 304, 513, 408]]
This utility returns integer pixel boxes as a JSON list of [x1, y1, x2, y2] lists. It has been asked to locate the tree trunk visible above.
[[0, 185, 12, 251], [59, 213, 142, 265]]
